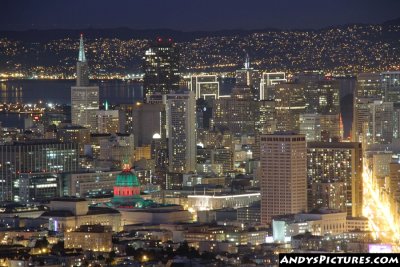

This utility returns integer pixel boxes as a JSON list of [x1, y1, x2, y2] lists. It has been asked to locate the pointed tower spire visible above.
[[78, 34, 86, 62], [76, 34, 90, 86], [244, 53, 250, 69], [244, 50, 250, 69]]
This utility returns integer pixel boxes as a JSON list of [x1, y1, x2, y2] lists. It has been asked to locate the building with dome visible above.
[[104, 165, 193, 225]]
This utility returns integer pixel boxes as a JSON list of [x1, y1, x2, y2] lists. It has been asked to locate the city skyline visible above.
[[1, 1, 400, 265]]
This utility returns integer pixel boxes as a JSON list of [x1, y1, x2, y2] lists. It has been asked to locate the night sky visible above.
[[1, 0, 400, 31]]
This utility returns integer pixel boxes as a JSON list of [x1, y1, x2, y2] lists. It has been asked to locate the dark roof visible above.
[[307, 141, 361, 149], [41, 210, 74, 217], [87, 207, 120, 215], [41, 207, 119, 217]]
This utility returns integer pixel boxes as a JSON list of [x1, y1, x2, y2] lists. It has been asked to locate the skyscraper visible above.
[[96, 109, 124, 134], [132, 101, 165, 147], [166, 91, 196, 173], [353, 73, 383, 142], [71, 34, 99, 131], [235, 53, 261, 95], [211, 94, 256, 136], [143, 38, 180, 101], [305, 80, 340, 115], [366, 100, 394, 145], [356, 73, 383, 99], [260, 133, 307, 225], [274, 83, 306, 132], [189, 75, 220, 100], [307, 142, 363, 217], [259, 72, 286, 100], [381, 71, 400, 103]]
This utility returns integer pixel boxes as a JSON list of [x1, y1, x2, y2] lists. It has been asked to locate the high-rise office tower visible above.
[[259, 72, 286, 100], [366, 100, 394, 145], [356, 73, 383, 99], [353, 73, 383, 142], [0, 140, 78, 201], [189, 75, 220, 100], [381, 71, 400, 103], [253, 100, 276, 159], [300, 114, 322, 142], [166, 91, 196, 173], [304, 80, 340, 114], [57, 124, 90, 155], [71, 34, 99, 132], [353, 98, 375, 143], [143, 38, 180, 101], [260, 133, 307, 225], [132, 101, 165, 147], [255, 100, 276, 135], [235, 53, 261, 95], [300, 114, 341, 142], [307, 142, 363, 217], [96, 109, 124, 134], [274, 83, 306, 132], [211, 95, 255, 136]]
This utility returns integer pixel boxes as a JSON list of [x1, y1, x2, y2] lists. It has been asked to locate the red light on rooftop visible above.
[[157, 37, 163, 43]]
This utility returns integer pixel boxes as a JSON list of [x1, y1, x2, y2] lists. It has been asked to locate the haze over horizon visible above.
[[2, 0, 400, 31]]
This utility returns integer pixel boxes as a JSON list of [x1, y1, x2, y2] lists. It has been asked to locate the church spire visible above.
[[78, 34, 86, 62]]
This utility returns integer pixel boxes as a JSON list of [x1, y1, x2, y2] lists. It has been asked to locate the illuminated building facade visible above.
[[304, 80, 340, 115], [0, 140, 78, 201], [307, 142, 363, 217], [366, 100, 394, 145], [235, 54, 261, 94], [211, 96, 255, 136], [64, 225, 113, 252], [272, 209, 348, 243], [71, 35, 99, 131], [356, 73, 382, 99], [112, 167, 141, 205], [61, 170, 120, 197], [353, 73, 383, 142], [300, 114, 341, 142], [260, 133, 307, 225], [143, 38, 180, 100], [19, 172, 61, 204], [96, 109, 123, 134], [259, 72, 286, 100], [274, 83, 306, 132], [42, 198, 121, 232], [166, 91, 196, 173], [189, 75, 220, 100], [187, 192, 260, 211], [381, 71, 400, 103], [210, 148, 234, 173], [57, 124, 90, 155]]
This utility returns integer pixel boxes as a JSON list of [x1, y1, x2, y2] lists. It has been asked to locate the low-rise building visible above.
[[64, 224, 113, 252], [40, 198, 121, 231]]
